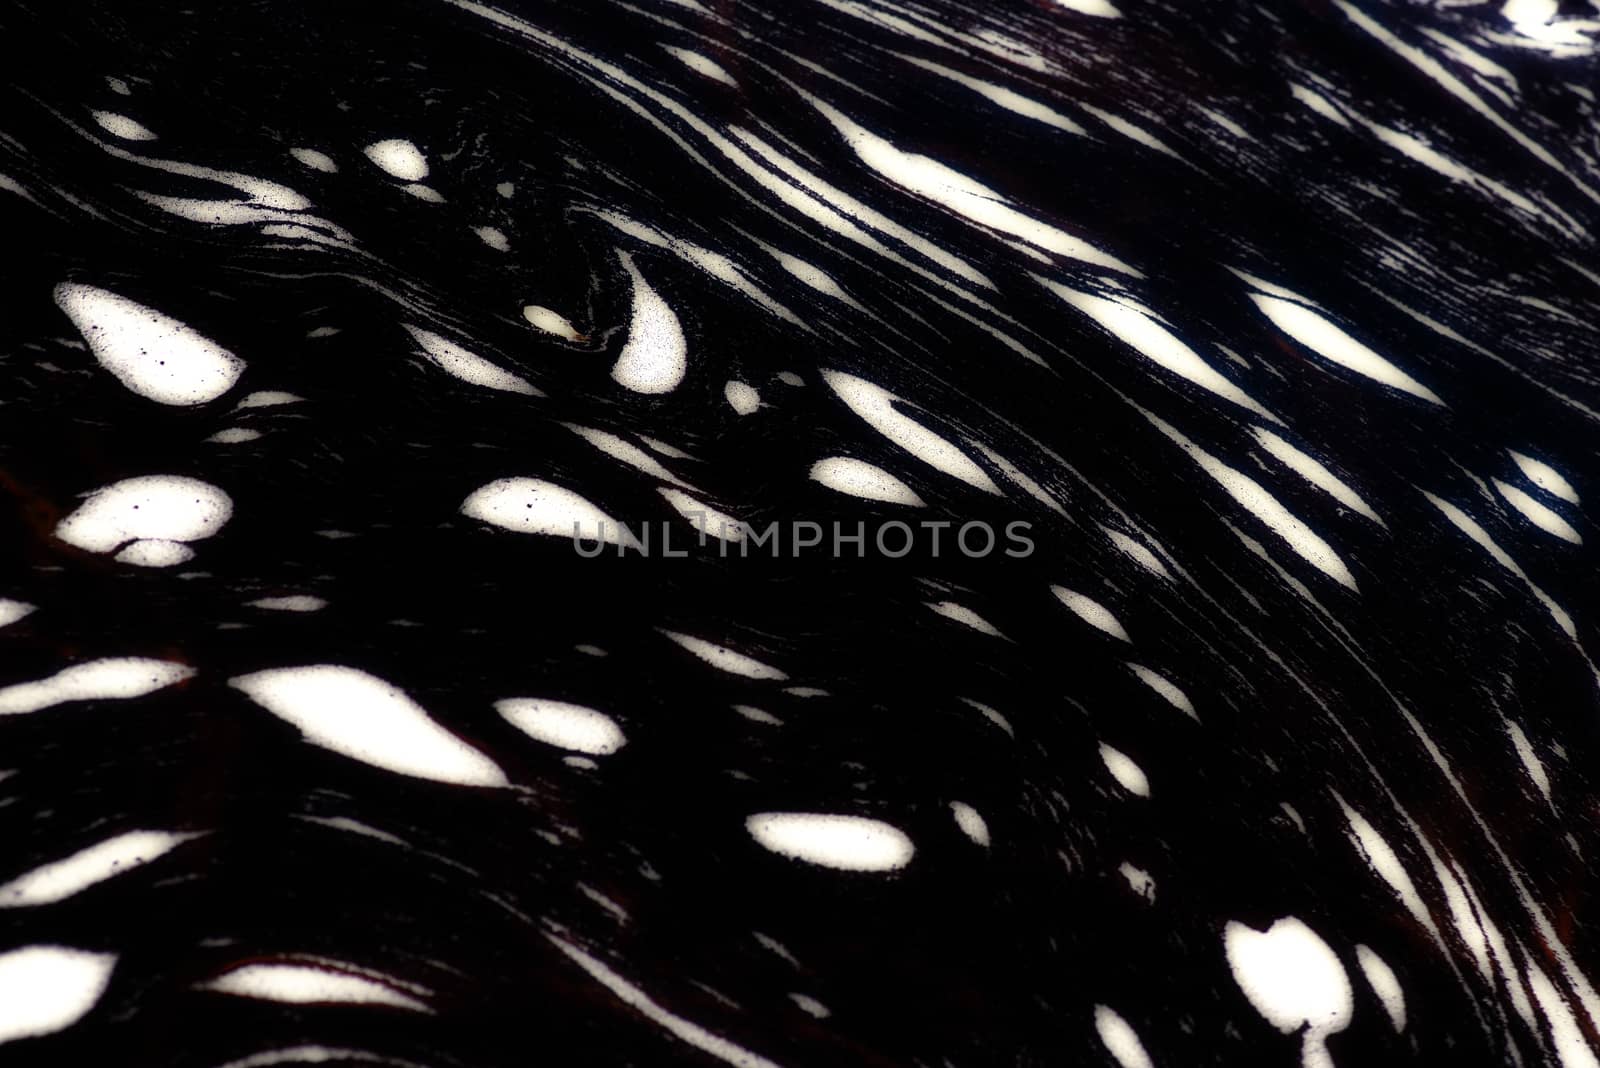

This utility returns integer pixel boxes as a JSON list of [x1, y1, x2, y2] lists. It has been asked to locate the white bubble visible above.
[[746, 813, 914, 871], [54, 283, 244, 405]]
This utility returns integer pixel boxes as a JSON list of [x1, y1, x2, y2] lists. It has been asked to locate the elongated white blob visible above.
[[56, 475, 232, 554], [363, 139, 428, 180], [461, 478, 633, 546], [1052, 587, 1129, 641], [0, 830, 196, 907], [1226, 918, 1352, 1049], [816, 103, 1135, 273], [1106, 529, 1170, 578], [0, 946, 116, 1043], [200, 963, 428, 1012], [1526, 962, 1600, 1068], [114, 539, 194, 567], [662, 631, 787, 680], [565, 424, 682, 484], [1509, 450, 1579, 503], [54, 283, 245, 404], [659, 488, 744, 543], [206, 428, 261, 444], [613, 253, 686, 393], [1250, 294, 1443, 405], [1340, 801, 1434, 932], [1254, 428, 1383, 524], [1354, 944, 1406, 1031], [1128, 663, 1196, 719], [403, 184, 444, 202], [1149, 415, 1358, 590], [92, 111, 155, 140], [1099, 744, 1149, 797], [1494, 479, 1581, 543], [810, 457, 924, 506], [664, 46, 737, 86], [1506, 718, 1552, 800], [746, 813, 914, 871], [549, 935, 783, 1068], [524, 305, 582, 340], [404, 325, 538, 395], [819, 371, 999, 492], [1094, 1006, 1154, 1068], [496, 698, 626, 755], [896, 55, 1087, 134], [1040, 282, 1279, 422], [725, 380, 760, 415], [473, 225, 510, 251], [229, 665, 508, 787], [949, 801, 990, 846], [0, 658, 193, 715], [289, 148, 337, 173], [247, 595, 326, 612], [1426, 492, 1576, 639], [0, 599, 35, 628], [927, 601, 1003, 637]]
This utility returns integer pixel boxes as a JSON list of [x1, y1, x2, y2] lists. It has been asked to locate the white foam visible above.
[[56, 475, 231, 555], [1526, 962, 1600, 1068], [819, 370, 999, 493], [1119, 862, 1156, 902], [1254, 428, 1384, 524], [289, 148, 337, 173], [1093, 1005, 1153, 1068], [613, 253, 686, 393], [0, 600, 35, 628], [404, 325, 538, 395], [1249, 294, 1443, 405], [247, 595, 326, 612], [363, 139, 428, 180], [496, 698, 626, 755], [772, 252, 849, 299], [1494, 479, 1581, 543], [548, 935, 784, 1068], [1099, 744, 1149, 797], [1105, 529, 1170, 578], [92, 111, 155, 140], [949, 801, 990, 846], [927, 601, 1003, 637], [810, 457, 925, 506], [1040, 283, 1279, 422], [1354, 944, 1406, 1031], [0, 658, 194, 715], [235, 391, 301, 411], [1425, 492, 1577, 639], [734, 704, 783, 726], [54, 283, 245, 405], [106, 78, 130, 95], [1051, 587, 1129, 641], [1340, 801, 1433, 931], [496, 181, 514, 198], [206, 428, 260, 444], [1509, 450, 1579, 503], [746, 813, 914, 871], [664, 46, 737, 86], [461, 478, 632, 546], [1506, 718, 1552, 800], [1291, 83, 1352, 126], [0, 830, 196, 907], [1080, 104, 1186, 161], [724, 380, 760, 415], [1224, 917, 1352, 1066], [1149, 415, 1358, 591], [524, 304, 582, 341], [200, 963, 427, 1012], [229, 665, 508, 787], [114, 539, 195, 567], [662, 631, 787, 680], [403, 184, 445, 202], [0, 945, 116, 1043]]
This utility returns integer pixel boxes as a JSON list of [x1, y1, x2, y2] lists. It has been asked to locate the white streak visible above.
[[1254, 428, 1383, 524], [524, 304, 582, 340], [246, 595, 326, 612], [819, 370, 999, 492], [404, 325, 539, 395], [1129, 663, 1197, 719], [662, 631, 787, 680], [1250, 294, 1442, 404], [746, 812, 914, 871], [200, 963, 428, 1012], [664, 46, 737, 87], [1094, 1005, 1154, 1068], [92, 111, 155, 140], [949, 801, 990, 846], [1099, 744, 1150, 797], [0, 658, 193, 715], [1354, 944, 1406, 1031], [289, 148, 337, 173], [229, 665, 508, 787], [810, 457, 924, 506], [461, 478, 633, 546], [1495, 479, 1581, 543], [1509, 450, 1579, 503], [0, 831, 196, 906], [1052, 587, 1129, 641], [496, 698, 626, 755], [0, 600, 35, 628], [114, 539, 194, 567], [927, 601, 1003, 637]]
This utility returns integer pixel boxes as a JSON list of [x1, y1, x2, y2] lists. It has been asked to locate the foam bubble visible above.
[[0, 945, 116, 1043], [363, 139, 428, 180], [746, 813, 914, 871], [0, 658, 194, 715], [496, 698, 626, 755], [56, 475, 231, 554], [54, 283, 245, 405]]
